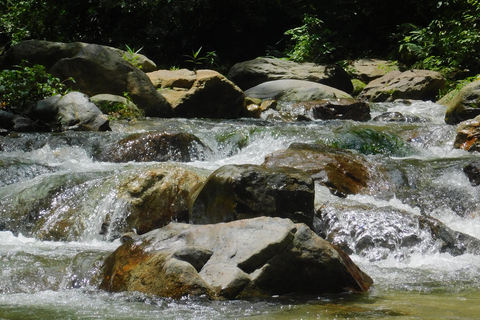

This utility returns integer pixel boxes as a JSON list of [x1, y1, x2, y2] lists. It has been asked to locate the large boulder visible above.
[[97, 132, 210, 163], [151, 69, 245, 119], [358, 70, 445, 102], [189, 164, 315, 227], [346, 59, 401, 83], [99, 217, 373, 299], [1, 40, 172, 117], [444, 81, 480, 125], [228, 57, 353, 93], [290, 98, 371, 121], [244, 79, 352, 103], [263, 143, 390, 197]]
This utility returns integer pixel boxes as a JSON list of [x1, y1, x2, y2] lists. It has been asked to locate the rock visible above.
[[373, 111, 427, 123], [290, 98, 371, 121], [110, 47, 158, 72], [55, 92, 110, 131], [244, 97, 277, 118], [154, 69, 245, 119], [1, 92, 110, 132], [99, 217, 373, 299], [358, 70, 445, 102], [90, 94, 144, 120], [228, 57, 353, 93], [244, 79, 352, 103], [453, 115, 480, 151], [0, 110, 35, 132], [189, 164, 315, 227], [317, 200, 480, 260], [1, 40, 172, 117], [463, 162, 480, 186], [444, 81, 480, 125], [97, 131, 209, 163], [106, 165, 204, 236], [346, 59, 401, 83], [148, 68, 197, 89], [263, 143, 390, 197]]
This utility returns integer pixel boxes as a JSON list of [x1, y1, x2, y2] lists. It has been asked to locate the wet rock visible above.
[[463, 162, 480, 186], [97, 132, 208, 162], [263, 143, 390, 197], [228, 57, 353, 93], [290, 98, 371, 121], [244, 79, 352, 103], [99, 217, 373, 299], [317, 200, 480, 261], [453, 115, 480, 151], [373, 112, 427, 123], [111, 166, 204, 236], [153, 69, 245, 119], [444, 81, 480, 125], [189, 164, 315, 227], [358, 70, 445, 102]]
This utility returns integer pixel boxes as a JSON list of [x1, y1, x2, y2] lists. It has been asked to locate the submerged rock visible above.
[[97, 132, 209, 162], [189, 164, 315, 227], [99, 217, 373, 299], [263, 143, 391, 197], [290, 98, 371, 121]]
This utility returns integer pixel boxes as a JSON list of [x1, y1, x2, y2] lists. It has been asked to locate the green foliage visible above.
[[330, 128, 412, 157], [398, 0, 480, 73], [123, 44, 143, 69], [0, 61, 68, 112], [284, 14, 335, 63], [95, 92, 144, 120], [184, 47, 219, 71]]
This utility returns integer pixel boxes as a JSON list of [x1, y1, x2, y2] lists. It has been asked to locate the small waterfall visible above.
[[2, 101, 480, 318]]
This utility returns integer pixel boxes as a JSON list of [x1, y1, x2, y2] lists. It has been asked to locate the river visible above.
[[1, 101, 480, 319]]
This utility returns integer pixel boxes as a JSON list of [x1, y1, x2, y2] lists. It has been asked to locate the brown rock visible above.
[[358, 69, 445, 102], [290, 98, 371, 121]]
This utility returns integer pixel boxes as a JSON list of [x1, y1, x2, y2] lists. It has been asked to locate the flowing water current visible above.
[[1, 101, 480, 319]]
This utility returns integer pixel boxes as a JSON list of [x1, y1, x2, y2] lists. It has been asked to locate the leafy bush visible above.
[[284, 14, 335, 63], [0, 61, 68, 112], [398, 0, 480, 74]]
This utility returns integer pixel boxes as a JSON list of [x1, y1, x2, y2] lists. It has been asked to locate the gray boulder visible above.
[[358, 70, 445, 102], [444, 81, 480, 125], [228, 57, 353, 93], [1, 40, 172, 117], [27, 92, 110, 131], [99, 217, 373, 299], [189, 164, 315, 227], [244, 79, 352, 102]]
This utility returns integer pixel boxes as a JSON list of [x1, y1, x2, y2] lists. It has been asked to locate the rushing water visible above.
[[1, 101, 480, 319]]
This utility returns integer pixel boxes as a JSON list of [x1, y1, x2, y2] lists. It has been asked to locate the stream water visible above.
[[1, 101, 480, 319]]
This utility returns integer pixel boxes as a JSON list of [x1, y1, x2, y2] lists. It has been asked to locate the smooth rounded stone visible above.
[[444, 81, 480, 125], [290, 98, 371, 121], [373, 112, 427, 123], [244, 79, 352, 102]]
